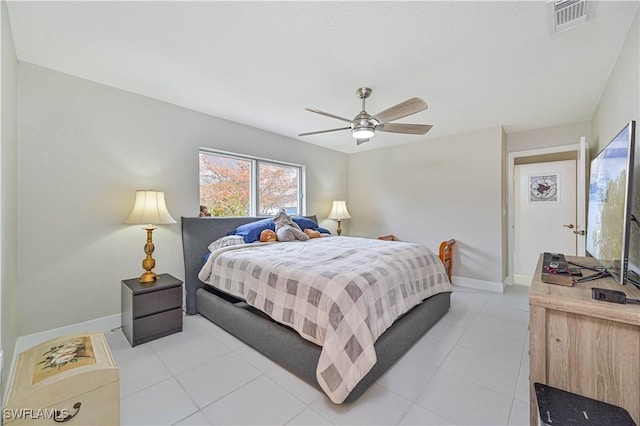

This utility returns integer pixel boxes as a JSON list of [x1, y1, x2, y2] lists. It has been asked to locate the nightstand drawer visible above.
[[132, 307, 182, 345], [133, 286, 182, 318]]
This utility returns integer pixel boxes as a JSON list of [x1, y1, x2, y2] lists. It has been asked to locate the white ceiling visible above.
[[6, 1, 639, 153]]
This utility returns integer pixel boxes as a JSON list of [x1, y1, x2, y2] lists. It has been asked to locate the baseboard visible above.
[[452, 275, 505, 293], [513, 274, 533, 286], [5, 314, 121, 405]]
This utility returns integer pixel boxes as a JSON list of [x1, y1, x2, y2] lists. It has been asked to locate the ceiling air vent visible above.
[[550, 0, 588, 32]]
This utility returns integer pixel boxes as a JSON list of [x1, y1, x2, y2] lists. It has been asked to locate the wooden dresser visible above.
[[529, 254, 640, 425]]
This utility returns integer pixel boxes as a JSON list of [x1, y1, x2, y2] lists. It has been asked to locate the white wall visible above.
[[348, 126, 504, 287], [591, 9, 639, 153], [17, 63, 348, 335], [1, 0, 19, 389], [507, 121, 591, 153]]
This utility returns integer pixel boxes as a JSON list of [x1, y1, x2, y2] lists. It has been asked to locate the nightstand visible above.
[[121, 273, 183, 347]]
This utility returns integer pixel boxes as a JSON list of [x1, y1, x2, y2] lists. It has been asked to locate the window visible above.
[[199, 150, 304, 217]]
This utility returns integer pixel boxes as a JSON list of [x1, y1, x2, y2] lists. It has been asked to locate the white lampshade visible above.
[[124, 190, 176, 225], [328, 201, 351, 220]]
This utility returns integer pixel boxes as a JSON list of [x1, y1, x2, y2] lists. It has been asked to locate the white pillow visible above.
[[208, 235, 246, 252]]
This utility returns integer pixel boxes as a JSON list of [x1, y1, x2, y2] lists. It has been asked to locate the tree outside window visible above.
[[258, 162, 299, 215]]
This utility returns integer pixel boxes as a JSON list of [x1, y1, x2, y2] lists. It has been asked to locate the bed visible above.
[[181, 216, 454, 403]]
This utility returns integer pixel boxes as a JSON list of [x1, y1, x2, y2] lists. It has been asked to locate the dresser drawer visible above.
[[133, 286, 182, 318], [132, 307, 182, 345]]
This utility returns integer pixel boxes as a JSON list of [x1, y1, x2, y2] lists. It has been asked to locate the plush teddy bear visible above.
[[273, 209, 310, 242], [260, 229, 277, 242]]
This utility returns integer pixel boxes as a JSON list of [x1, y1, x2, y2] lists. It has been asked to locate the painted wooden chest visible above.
[[4, 332, 119, 425]]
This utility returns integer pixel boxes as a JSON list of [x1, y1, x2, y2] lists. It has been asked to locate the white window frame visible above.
[[199, 148, 306, 217]]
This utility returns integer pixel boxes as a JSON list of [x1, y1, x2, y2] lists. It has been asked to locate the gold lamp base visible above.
[[139, 271, 157, 283], [336, 219, 343, 236], [139, 226, 158, 283]]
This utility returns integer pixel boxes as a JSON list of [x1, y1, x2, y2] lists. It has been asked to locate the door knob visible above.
[[563, 224, 575, 229], [573, 230, 585, 236]]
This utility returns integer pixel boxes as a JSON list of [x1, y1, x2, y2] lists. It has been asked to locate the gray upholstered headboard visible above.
[[181, 215, 318, 314]]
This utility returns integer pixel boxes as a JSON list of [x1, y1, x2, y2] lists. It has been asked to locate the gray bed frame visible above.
[[181, 216, 451, 403]]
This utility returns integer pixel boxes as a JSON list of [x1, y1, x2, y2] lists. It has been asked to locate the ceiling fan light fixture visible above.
[[352, 126, 375, 139], [300, 87, 431, 145]]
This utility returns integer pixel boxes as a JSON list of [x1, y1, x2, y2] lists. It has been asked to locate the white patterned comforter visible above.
[[198, 236, 452, 403]]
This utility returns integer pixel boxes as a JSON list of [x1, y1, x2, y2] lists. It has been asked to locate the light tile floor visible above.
[[107, 285, 531, 425]]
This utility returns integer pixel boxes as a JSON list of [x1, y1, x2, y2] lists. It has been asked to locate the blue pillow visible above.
[[228, 218, 275, 243], [316, 227, 331, 235], [292, 216, 318, 230]]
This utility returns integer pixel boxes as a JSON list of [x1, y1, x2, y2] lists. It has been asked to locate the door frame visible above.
[[506, 140, 587, 285]]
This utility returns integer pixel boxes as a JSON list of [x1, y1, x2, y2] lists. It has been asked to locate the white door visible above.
[[514, 160, 577, 283]]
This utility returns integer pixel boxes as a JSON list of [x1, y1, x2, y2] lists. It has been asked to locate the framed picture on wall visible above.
[[529, 174, 559, 203]]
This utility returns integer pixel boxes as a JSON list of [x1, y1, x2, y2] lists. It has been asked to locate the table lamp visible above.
[[124, 190, 176, 283], [328, 200, 351, 236]]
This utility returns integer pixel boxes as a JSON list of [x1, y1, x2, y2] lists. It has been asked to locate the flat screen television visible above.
[[585, 121, 636, 285]]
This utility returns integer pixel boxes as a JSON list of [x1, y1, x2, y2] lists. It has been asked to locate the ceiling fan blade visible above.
[[305, 108, 352, 123], [373, 98, 427, 123], [356, 138, 370, 145], [377, 123, 433, 135], [298, 126, 350, 137]]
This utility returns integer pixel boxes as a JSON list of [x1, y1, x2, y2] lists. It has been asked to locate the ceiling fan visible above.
[[299, 87, 433, 145]]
